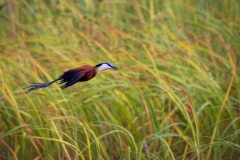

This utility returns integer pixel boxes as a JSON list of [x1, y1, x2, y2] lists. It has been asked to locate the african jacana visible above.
[[26, 62, 119, 93]]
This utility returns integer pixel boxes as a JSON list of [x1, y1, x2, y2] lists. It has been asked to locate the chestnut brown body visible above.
[[59, 65, 96, 89]]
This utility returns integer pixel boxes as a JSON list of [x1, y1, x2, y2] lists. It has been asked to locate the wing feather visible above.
[[60, 73, 84, 89], [58, 65, 94, 89]]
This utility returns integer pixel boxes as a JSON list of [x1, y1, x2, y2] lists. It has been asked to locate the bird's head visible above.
[[95, 62, 119, 73]]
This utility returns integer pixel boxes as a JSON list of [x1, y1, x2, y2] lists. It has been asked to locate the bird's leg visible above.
[[25, 77, 60, 93]]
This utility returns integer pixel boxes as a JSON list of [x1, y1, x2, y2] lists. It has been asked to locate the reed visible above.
[[0, 0, 239, 159]]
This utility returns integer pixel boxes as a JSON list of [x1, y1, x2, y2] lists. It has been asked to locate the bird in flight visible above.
[[26, 62, 119, 93]]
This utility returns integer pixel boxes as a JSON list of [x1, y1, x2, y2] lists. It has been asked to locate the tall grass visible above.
[[0, 0, 239, 159]]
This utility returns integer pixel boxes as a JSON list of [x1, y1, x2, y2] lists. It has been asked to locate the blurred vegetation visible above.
[[0, 0, 239, 159]]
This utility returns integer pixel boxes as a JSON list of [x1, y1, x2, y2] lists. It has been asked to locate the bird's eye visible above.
[[107, 63, 113, 68]]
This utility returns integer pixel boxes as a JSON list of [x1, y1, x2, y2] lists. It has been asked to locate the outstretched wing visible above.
[[59, 66, 92, 89]]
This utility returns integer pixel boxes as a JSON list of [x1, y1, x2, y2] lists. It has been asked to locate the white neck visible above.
[[98, 64, 112, 73]]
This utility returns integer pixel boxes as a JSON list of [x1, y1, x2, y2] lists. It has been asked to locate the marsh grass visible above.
[[0, 0, 240, 159]]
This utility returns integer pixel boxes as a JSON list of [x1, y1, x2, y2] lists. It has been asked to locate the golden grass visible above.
[[0, 0, 240, 159]]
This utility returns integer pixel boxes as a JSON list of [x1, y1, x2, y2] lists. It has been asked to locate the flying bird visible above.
[[26, 62, 119, 93]]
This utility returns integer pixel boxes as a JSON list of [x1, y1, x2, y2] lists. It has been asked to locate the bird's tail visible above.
[[25, 78, 60, 93]]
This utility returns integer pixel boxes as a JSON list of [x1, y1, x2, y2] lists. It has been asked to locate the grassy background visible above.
[[0, 0, 240, 159]]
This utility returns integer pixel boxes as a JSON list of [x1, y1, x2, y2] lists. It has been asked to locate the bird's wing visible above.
[[60, 73, 83, 89], [59, 66, 92, 89]]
